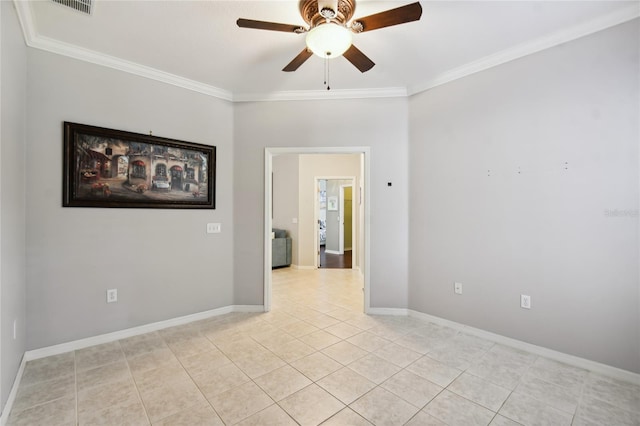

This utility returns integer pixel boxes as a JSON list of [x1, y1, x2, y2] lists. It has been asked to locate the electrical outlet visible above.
[[521, 294, 531, 309], [107, 289, 118, 303], [454, 282, 463, 295]]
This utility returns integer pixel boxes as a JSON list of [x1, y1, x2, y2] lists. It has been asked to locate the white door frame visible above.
[[339, 183, 354, 255], [264, 147, 371, 313], [315, 178, 355, 263]]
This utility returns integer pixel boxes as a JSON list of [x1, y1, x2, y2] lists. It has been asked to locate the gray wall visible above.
[[1, 1, 28, 409], [25, 50, 235, 349], [408, 20, 639, 373], [234, 98, 409, 308], [0, 10, 636, 403], [272, 154, 299, 265], [298, 155, 361, 268]]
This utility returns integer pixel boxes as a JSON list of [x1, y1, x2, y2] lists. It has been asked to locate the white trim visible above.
[[366, 307, 640, 384], [362, 152, 371, 313], [0, 356, 26, 426], [233, 88, 407, 102], [314, 179, 320, 269], [0, 0, 3, 420], [292, 264, 316, 270], [408, 310, 640, 386], [367, 307, 409, 316], [232, 305, 266, 313], [408, 3, 640, 96], [35, 36, 233, 102], [339, 185, 345, 255], [23, 305, 263, 362], [324, 249, 341, 255], [337, 182, 355, 257], [265, 147, 371, 314], [13, 0, 639, 102], [0, 304, 261, 424], [264, 153, 273, 311], [12, 1, 232, 102]]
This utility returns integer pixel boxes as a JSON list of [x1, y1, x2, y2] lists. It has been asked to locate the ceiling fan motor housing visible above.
[[300, 0, 356, 28]]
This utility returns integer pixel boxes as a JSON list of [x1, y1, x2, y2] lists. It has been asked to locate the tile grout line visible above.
[[118, 339, 153, 426], [160, 330, 224, 424], [73, 351, 78, 426]]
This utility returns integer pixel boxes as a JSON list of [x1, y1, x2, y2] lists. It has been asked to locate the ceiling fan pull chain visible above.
[[324, 56, 327, 86], [326, 54, 331, 90], [322, 58, 327, 86]]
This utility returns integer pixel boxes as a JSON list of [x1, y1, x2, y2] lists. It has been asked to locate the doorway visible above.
[[317, 178, 355, 269], [264, 147, 371, 313], [170, 166, 182, 191]]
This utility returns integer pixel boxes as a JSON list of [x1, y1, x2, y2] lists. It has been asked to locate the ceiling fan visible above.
[[237, 0, 422, 73]]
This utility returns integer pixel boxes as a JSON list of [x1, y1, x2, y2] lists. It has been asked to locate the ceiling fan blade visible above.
[[343, 45, 375, 73], [352, 2, 422, 32], [237, 18, 304, 33], [283, 49, 313, 72]]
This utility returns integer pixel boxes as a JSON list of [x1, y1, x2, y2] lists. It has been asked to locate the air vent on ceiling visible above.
[[51, 0, 92, 15]]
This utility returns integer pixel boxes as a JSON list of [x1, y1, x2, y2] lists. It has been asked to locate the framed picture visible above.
[[327, 196, 338, 211], [63, 122, 215, 209]]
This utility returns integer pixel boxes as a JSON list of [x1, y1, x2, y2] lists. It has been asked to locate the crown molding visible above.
[[233, 86, 407, 102], [13, 1, 640, 103], [408, 3, 640, 96], [13, 0, 233, 102]]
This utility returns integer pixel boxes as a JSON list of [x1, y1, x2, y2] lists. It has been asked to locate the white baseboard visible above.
[[360, 307, 639, 385], [325, 249, 340, 255], [23, 305, 263, 362], [407, 310, 640, 386], [0, 356, 26, 426], [367, 307, 409, 316], [1, 304, 264, 424], [292, 265, 317, 270], [234, 305, 265, 313], [4, 302, 638, 425]]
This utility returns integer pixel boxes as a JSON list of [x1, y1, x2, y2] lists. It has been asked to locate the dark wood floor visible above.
[[320, 246, 352, 269]]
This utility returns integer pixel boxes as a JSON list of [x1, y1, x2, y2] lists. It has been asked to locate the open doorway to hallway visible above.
[[264, 147, 371, 313], [317, 179, 355, 270]]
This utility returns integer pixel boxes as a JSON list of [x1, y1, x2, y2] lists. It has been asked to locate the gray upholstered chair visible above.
[[272, 228, 292, 268]]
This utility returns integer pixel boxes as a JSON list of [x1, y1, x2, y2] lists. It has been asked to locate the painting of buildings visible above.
[[65, 123, 215, 208]]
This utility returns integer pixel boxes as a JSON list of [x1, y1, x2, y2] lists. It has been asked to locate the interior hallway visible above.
[[319, 246, 353, 269], [6, 269, 639, 425]]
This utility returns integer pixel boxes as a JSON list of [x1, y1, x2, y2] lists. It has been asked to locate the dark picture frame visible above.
[[63, 122, 215, 209]]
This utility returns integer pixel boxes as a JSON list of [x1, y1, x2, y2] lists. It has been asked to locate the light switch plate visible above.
[[207, 223, 221, 233]]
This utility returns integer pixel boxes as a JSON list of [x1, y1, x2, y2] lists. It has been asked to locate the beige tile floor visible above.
[[7, 268, 640, 425]]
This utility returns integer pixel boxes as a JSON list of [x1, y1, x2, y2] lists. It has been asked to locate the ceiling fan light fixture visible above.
[[305, 23, 352, 58]]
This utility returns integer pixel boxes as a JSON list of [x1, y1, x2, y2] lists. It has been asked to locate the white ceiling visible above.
[[16, 0, 639, 101]]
